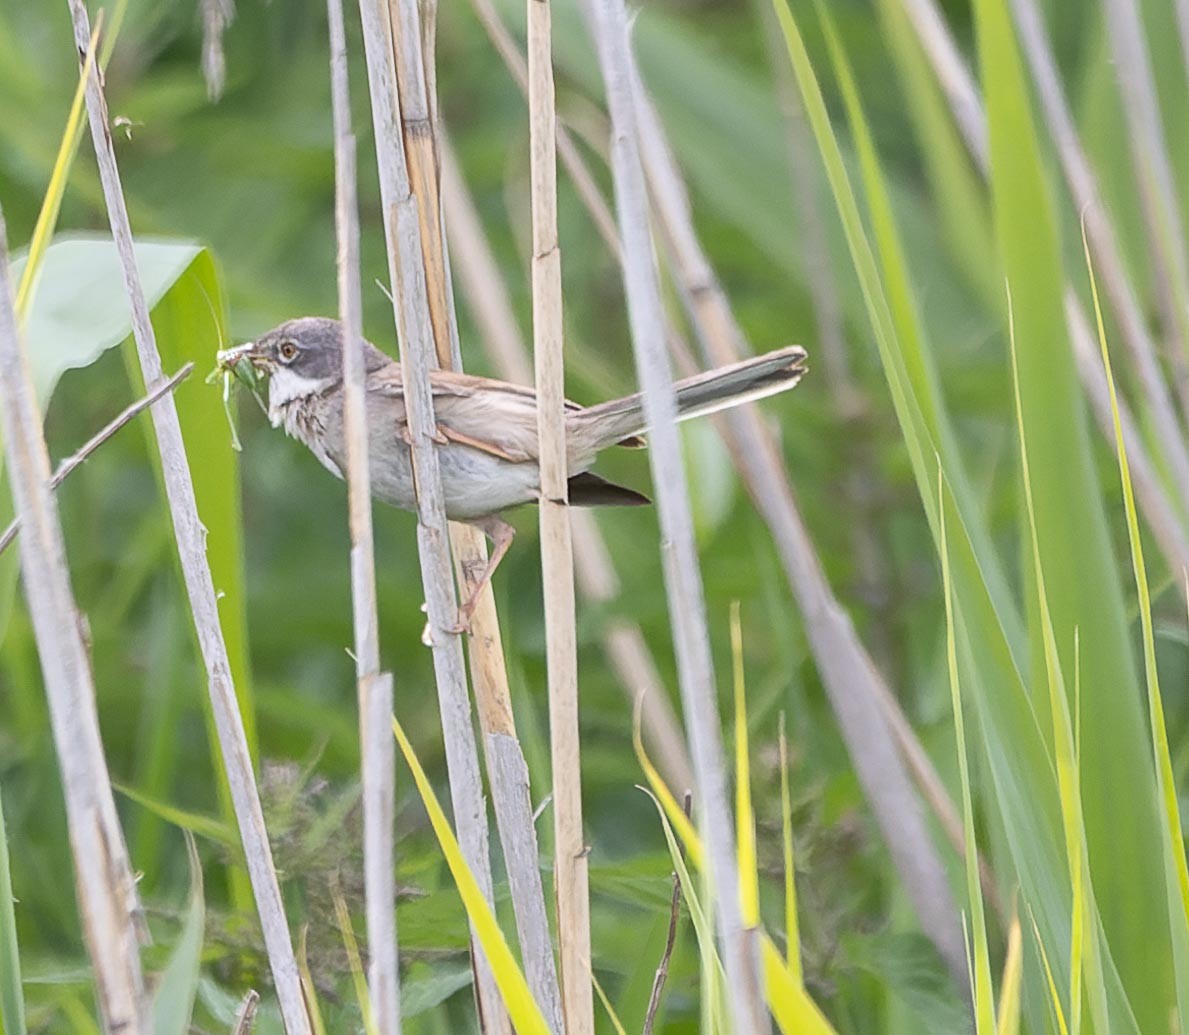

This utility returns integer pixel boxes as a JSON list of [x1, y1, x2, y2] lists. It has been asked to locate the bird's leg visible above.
[[451, 514, 515, 634]]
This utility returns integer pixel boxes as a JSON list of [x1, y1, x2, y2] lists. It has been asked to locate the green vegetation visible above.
[[2, 0, 1189, 1030]]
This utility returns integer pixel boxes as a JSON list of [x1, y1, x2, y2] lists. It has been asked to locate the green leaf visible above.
[[0, 789, 25, 1035], [971, 0, 1172, 1024], [151, 835, 205, 1035]]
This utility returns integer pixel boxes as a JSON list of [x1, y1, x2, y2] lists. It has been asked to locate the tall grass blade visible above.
[[643, 790, 728, 1034], [590, 971, 628, 1035], [937, 463, 995, 1033], [771, 0, 1072, 994], [1030, 908, 1070, 1035], [150, 835, 205, 1035], [971, 0, 1169, 1019], [1081, 218, 1189, 1021], [1006, 293, 1110, 1034], [0, 791, 24, 1035], [331, 880, 378, 1035], [297, 926, 329, 1035], [730, 603, 760, 930], [995, 913, 1022, 1035]]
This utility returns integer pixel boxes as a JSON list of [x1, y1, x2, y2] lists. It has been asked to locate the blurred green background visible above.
[[2, 0, 1187, 1030]]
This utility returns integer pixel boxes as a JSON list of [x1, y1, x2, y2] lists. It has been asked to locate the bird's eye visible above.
[[279, 341, 298, 361]]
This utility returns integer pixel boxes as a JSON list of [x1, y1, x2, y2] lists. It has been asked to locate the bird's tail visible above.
[[571, 345, 807, 451]]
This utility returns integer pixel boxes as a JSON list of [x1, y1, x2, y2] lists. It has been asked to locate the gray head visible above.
[[221, 316, 391, 415]]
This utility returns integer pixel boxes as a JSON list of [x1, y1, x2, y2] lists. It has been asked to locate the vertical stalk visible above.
[[0, 208, 146, 1034], [587, 1, 769, 1029], [326, 1, 401, 1031], [526, 0, 593, 1030], [63, 5, 310, 1030]]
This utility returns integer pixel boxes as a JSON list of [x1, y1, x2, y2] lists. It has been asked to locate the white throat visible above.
[[267, 369, 334, 427]]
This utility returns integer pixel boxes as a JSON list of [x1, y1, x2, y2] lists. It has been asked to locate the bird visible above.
[[219, 316, 807, 627]]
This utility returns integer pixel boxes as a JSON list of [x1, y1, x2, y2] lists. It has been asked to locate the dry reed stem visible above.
[[326, 0, 401, 1030], [64, 6, 310, 1030], [527, 0, 593, 1030], [438, 136, 695, 796], [622, 56, 968, 984], [0, 208, 147, 1033], [899, 0, 1189, 600], [355, 1, 509, 1026], [587, 0, 769, 1029], [389, 0, 564, 1021], [466, 0, 620, 256]]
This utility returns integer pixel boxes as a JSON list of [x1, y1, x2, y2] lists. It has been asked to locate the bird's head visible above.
[[218, 316, 388, 415]]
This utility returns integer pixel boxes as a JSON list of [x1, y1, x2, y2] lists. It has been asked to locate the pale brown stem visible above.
[[65, 4, 310, 1028], [527, 0, 593, 1029], [326, 0, 402, 1030], [0, 205, 147, 1035]]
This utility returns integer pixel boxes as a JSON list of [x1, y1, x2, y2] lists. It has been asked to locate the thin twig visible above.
[[0, 362, 193, 557], [642, 792, 690, 1035], [586, 1, 768, 1029], [326, 0, 401, 1031], [527, 0, 593, 1029], [0, 206, 147, 1034], [353, 1, 506, 1026], [232, 989, 261, 1035], [64, 5, 310, 1031]]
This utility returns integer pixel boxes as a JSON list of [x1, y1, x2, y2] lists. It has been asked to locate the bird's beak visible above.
[[217, 341, 269, 372]]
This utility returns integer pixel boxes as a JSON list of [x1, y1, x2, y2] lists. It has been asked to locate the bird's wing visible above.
[[367, 364, 545, 463]]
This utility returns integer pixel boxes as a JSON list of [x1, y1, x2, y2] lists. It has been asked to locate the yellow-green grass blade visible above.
[[331, 880, 378, 1035], [971, 0, 1170, 1022], [393, 717, 552, 1035], [13, 17, 101, 322], [633, 701, 703, 872], [995, 912, 1022, 1035], [113, 782, 235, 847], [638, 730, 836, 1030], [938, 464, 995, 1033], [0, 790, 24, 1035], [760, 938, 836, 1035], [150, 835, 205, 1035], [297, 925, 329, 1035], [591, 970, 628, 1035], [1007, 295, 1111, 1034], [730, 603, 759, 929], [1082, 220, 1189, 1021], [778, 713, 801, 982], [644, 791, 728, 1034], [1031, 906, 1071, 1035], [773, 0, 1072, 992]]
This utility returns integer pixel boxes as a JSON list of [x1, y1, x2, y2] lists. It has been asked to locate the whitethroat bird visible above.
[[219, 317, 807, 628]]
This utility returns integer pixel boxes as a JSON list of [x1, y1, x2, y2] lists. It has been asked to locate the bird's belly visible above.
[[366, 440, 541, 520]]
